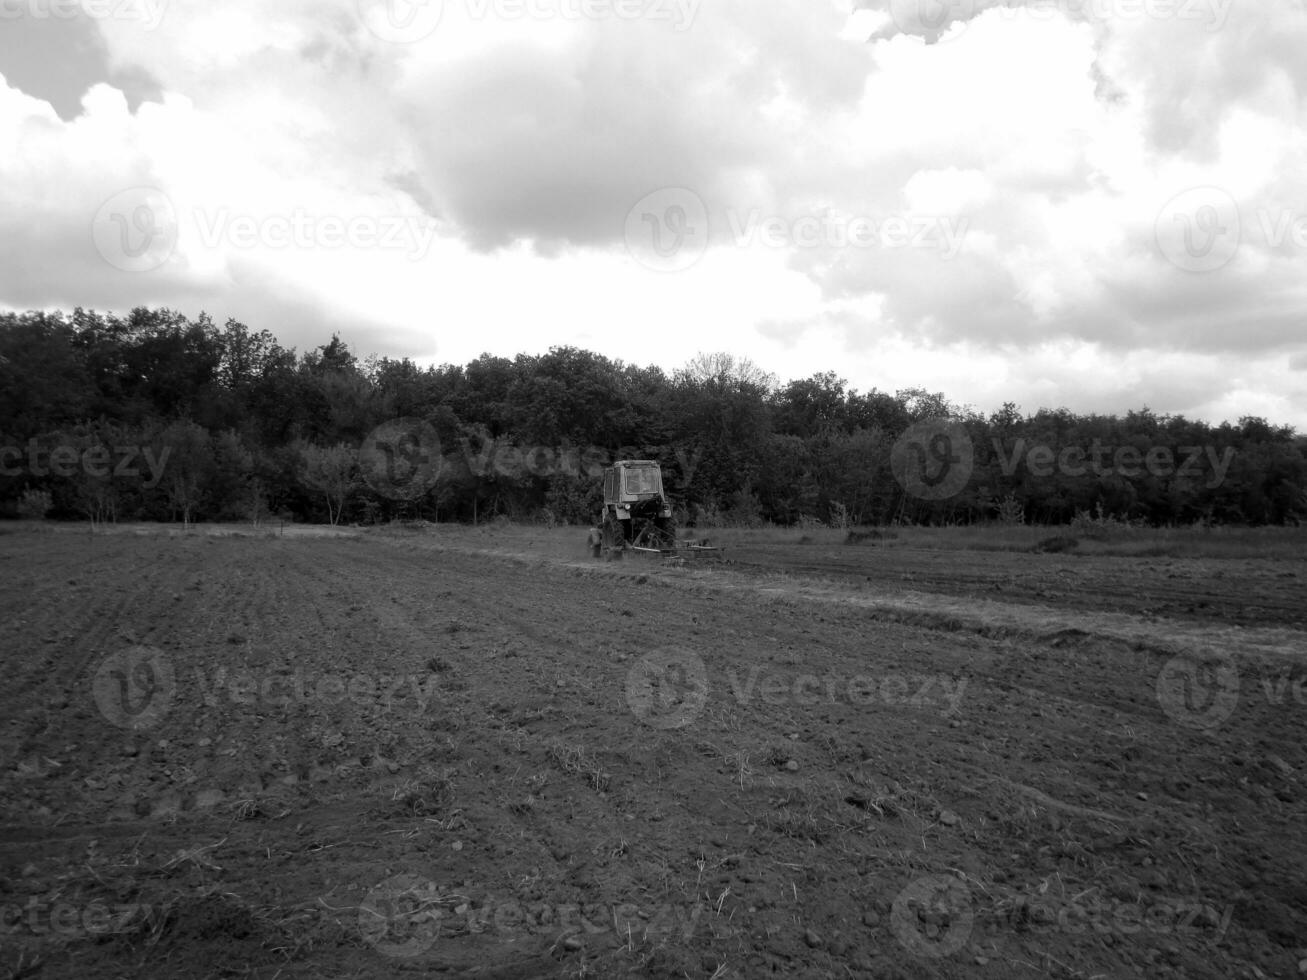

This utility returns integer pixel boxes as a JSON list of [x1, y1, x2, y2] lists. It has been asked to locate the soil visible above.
[[0, 523, 1304, 978]]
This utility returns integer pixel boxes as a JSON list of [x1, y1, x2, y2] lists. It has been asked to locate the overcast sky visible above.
[[1, 0, 1305, 429]]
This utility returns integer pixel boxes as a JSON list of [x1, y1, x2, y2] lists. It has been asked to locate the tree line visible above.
[[1, 307, 1304, 527]]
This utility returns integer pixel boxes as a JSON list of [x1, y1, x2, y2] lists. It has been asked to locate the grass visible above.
[[661, 523, 1307, 561], [9, 516, 1303, 560], [546, 741, 612, 793]]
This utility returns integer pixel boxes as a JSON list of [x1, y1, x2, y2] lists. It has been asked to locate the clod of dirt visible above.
[[1139, 868, 1167, 889], [157, 894, 262, 943], [194, 789, 226, 809], [1269, 754, 1294, 776], [804, 929, 823, 948], [150, 793, 182, 818]]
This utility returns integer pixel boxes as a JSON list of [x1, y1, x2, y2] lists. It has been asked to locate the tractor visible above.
[[591, 460, 720, 561]]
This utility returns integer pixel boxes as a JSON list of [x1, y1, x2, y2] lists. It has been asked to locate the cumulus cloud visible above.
[[396, 1, 870, 251]]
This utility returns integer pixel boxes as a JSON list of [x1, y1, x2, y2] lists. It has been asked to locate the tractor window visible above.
[[623, 468, 661, 495]]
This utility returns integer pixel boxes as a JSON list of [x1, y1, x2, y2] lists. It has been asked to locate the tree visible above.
[[666, 354, 775, 508], [153, 420, 214, 526], [679, 352, 777, 393], [120, 308, 222, 419], [299, 442, 358, 526], [65, 420, 132, 528], [217, 318, 284, 390], [896, 387, 956, 421], [305, 334, 357, 375], [3, 305, 1304, 529], [209, 430, 258, 521], [504, 347, 631, 448], [0, 311, 92, 439], [774, 372, 847, 438]]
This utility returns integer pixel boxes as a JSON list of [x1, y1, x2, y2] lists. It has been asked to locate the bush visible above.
[[1071, 502, 1147, 540], [17, 489, 51, 519], [993, 493, 1025, 526], [845, 529, 882, 545], [695, 498, 724, 529], [1032, 535, 1079, 553], [543, 475, 602, 525], [726, 487, 764, 528]]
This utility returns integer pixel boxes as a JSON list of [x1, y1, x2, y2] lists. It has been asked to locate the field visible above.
[[1, 521, 1305, 979]]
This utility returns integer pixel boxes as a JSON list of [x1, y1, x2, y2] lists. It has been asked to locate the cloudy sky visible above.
[[2, 0, 1305, 429]]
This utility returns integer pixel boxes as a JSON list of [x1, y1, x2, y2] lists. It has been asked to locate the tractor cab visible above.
[[604, 460, 666, 508]]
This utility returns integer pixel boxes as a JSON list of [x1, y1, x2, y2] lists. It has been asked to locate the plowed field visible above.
[[1, 524, 1304, 979]]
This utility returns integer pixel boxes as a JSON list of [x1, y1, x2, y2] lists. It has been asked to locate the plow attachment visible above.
[[623, 539, 724, 563], [627, 539, 724, 563], [596, 518, 723, 563]]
